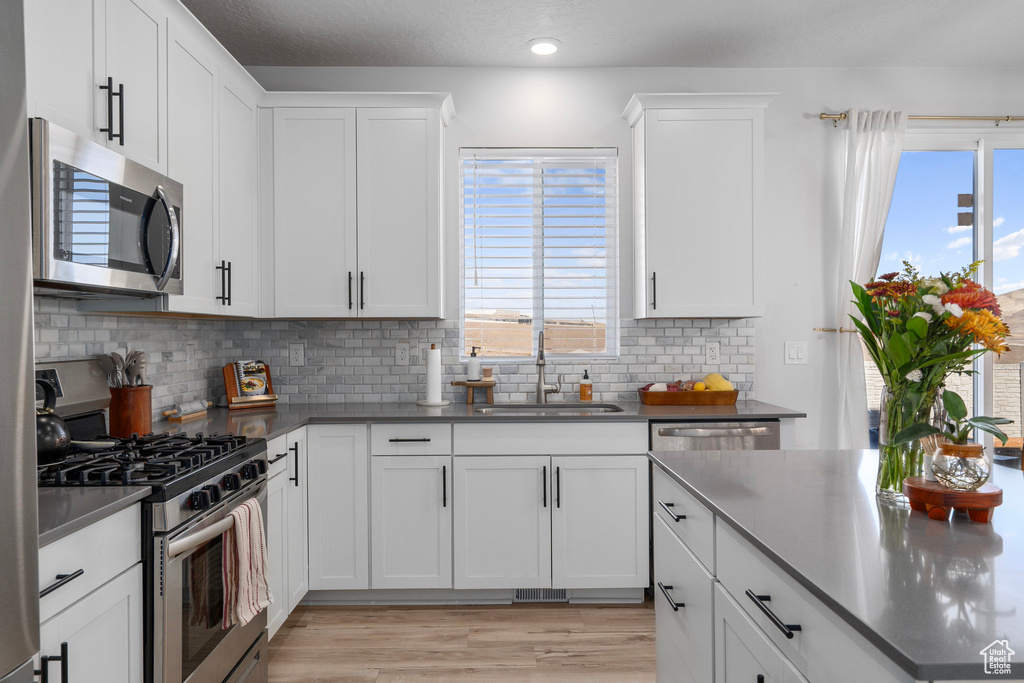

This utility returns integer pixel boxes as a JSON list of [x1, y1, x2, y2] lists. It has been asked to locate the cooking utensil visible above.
[[111, 351, 125, 387], [135, 350, 148, 387], [36, 379, 71, 464]]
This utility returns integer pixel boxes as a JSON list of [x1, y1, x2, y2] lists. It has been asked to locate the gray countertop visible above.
[[649, 449, 1024, 680], [38, 486, 151, 547], [154, 400, 806, 441]]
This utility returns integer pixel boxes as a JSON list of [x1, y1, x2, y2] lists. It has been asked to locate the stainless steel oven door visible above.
[[154, 479, 268, 683]]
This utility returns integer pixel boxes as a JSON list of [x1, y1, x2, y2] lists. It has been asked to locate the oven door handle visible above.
[[167, 515, 234, 559], [153, 185, 180, 292], [656, 427, 774, 438]]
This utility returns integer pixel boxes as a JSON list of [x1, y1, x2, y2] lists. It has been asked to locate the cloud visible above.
[[947, 237, 971, 250], [995, 217, 1006, 228], [946, 225, 971, 234], [994, 228, 1024, 261], [884, 251, 900, 261], [996, 280, 1024, 294]]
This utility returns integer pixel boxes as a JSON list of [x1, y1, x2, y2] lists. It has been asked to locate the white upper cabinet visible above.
[[266, 93, 454, 319], [26, 0, 167, 171], [624, 93, 775, 319], [272, 108, 359, 317]]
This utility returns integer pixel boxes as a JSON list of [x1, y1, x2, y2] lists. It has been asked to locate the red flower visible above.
[[942, 280, 1002, 317], [879, 272, 899, 281]]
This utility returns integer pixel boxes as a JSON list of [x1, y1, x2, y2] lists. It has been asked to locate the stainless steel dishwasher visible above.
[[650, 421, 781, 451]]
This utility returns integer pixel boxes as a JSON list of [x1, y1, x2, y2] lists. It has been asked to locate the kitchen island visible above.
[[650, 449, 1024, 681]]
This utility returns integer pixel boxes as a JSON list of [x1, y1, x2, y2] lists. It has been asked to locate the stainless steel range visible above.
[[36, 359, 269, 683]]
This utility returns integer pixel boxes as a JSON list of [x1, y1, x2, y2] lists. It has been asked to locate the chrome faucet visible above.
[[535, 331, 562, 404]]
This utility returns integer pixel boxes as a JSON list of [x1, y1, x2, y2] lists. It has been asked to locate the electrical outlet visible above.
[[785, 341, 808, 365], [186, 342, 197, 370], [396, 342, 410, 366], [289, 343, 304, 367], [705, 341, 720, 365]]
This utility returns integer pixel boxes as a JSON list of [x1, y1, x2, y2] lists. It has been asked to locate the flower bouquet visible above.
[[850, 262, 1009, 503]]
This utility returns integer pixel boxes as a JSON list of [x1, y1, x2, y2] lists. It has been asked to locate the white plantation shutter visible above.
[[460, 149, 618, 359]]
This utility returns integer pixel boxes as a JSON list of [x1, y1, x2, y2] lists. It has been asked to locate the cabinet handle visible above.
[[99, 77, 115, 141], [757, 676, 764, 683], [348, 271, 353, 310], [288, 442, 299, 487], [34, 642, 68, 683], [657, 582, 684, 611], [39, 569, 84, 598], [442, 465, 447, 508], [360, 271, 365, 310], [652, 272, 657, 310], [226, 261, 232, 306], [745, 590, 802, 639], [555, 466, 561, 508], [658, 500, 685, 522], [269, 451, 290, 465], [217, 260, 228, 305], [116, 81, 125, 146], [542, 465, 547, 508], [388, 438, 431, 443]]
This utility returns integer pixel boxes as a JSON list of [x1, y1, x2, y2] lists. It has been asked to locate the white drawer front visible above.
[[654, 514, 715, 683], [453, 421, 647, 455], [39, 504, 142, 622], [267, 434, 290, 477], [371, 423, 452, 455], [716, 521, 911, 683], [653, 466, 715, 573]]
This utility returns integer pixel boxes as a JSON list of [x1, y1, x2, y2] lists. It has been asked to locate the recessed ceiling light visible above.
[[528, 38, 561, 56]]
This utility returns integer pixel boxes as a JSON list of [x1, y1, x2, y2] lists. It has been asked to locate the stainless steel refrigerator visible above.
[[0, 0, 41, 681]]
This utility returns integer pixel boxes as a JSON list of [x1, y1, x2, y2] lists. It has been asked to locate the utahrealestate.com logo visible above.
[[981, 639, 1015, 675]]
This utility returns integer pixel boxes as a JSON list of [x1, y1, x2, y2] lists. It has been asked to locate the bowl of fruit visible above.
[[638, 373, 738, 405]]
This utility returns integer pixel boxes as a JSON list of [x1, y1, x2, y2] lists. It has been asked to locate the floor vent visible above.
[[513, 588, 568, 603]]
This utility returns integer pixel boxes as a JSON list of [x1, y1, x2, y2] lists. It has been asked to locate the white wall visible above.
[[249, 65, 1024, 449]]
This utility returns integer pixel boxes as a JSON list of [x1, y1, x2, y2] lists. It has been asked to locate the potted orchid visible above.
[[850, 262, 1009, 503]]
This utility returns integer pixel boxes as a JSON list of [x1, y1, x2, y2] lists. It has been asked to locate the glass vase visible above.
[[932, 442, 990, 491], [876, 386, 938, 505]]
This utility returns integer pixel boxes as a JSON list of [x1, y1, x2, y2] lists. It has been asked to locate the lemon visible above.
[[693, 382, 706, 391]]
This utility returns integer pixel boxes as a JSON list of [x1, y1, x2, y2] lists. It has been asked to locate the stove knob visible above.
[[241, 463, 259, 480], [188, 490, 212, 511], [202, 484, 222, 503], [256, 460, 268, 475], [222, 473, 242, 491]]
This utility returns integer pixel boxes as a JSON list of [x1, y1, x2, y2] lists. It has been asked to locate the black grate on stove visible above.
[[38, 433, 248, 487]]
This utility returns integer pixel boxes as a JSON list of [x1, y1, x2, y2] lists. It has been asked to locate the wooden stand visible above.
[[902, 477, 1003, 523], [223, 364, 279, 411], [451, 379, 495, 405]]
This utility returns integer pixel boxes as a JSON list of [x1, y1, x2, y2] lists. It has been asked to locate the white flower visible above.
[[913, 312, 933, 323], [921, 278, 949, 295], [906, 369, 923, 382], [922, 294, 945, 316], [945, 302, 964, 317]]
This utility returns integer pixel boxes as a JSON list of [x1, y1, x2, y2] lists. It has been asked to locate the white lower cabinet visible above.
[[37, 558, 143, 683], [454, 455, 552, 590], [307, 424, 369, 590], [371, 455, 452, 589], [266, 464, 289, 638], [715, 584, 807, 683], [266, 427, 308, 640]]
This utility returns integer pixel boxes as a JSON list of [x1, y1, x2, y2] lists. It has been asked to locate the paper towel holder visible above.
[[417, 343, 451, 407]]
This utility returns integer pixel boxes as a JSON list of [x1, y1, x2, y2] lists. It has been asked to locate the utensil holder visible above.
[[109, 385, 152, 438]]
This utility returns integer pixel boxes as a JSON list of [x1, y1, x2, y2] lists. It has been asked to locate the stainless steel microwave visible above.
[[29, 118, 183, 297]]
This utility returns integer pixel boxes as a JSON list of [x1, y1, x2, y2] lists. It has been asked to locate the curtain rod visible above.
[[820, 112, 1024, 126]]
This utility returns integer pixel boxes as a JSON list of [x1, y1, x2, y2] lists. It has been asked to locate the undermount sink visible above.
[[474, 403, 624, 416]]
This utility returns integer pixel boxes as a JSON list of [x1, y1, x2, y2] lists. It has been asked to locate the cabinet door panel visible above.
[[38, 564, 143, 683], [24, 0, 101, 142], [454, 456, 551, 589], [273, 108, 357, 317], [356, 108, 441, 318], [371, 456, 452, 589], [104, 0, 166, 171], [165, 23, 217, 314], [286, 428, 309, 608], [551, 455, 648, 589], [715, 584, 808, 683], [307, 425, 368, 590], [266, 471, 288, 639], [217, 72, 260, 316]]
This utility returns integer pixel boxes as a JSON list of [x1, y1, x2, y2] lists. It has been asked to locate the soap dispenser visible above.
[[467, 346, 482, 381], [579, 369, 593, 401]]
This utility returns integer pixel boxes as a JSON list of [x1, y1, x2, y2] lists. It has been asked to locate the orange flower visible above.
[[945, 308, 1010, 354], [865, 280, 916, 300], [942, 280, 1002, 317]]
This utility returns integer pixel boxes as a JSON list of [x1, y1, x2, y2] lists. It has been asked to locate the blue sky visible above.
[[878, 149, 1024, 294]]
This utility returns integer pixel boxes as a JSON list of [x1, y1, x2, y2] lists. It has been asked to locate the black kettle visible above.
[[36, 379, 71, 465]]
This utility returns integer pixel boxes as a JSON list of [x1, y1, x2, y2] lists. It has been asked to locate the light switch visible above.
[[785, 341, 807, 365]]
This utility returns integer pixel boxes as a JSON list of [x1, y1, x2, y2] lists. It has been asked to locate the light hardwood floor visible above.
[[268, 602, 655, 682]]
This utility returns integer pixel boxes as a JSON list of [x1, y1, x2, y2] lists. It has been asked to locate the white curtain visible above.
[[835, 110, 908, 450]]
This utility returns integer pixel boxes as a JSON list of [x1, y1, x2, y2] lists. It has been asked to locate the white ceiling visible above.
[[181, 0, 1024, 68]]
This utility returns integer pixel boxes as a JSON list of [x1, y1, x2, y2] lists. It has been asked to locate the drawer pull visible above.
[[657, 582, 684, 611], [39, 569, 84, 598], [658, 500, 685, 522], [388, 438, 431, 443], [745, 590, 802, 639], [34, 641, 68, 683], [757, 676, 764, 683], [269, 451, 290, 465]]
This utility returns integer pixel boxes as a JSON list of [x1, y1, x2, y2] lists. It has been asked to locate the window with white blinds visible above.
[[460, 149, 618, 359]]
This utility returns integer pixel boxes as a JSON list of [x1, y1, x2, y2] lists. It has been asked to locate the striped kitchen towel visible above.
[[222, 498, 273, 628]]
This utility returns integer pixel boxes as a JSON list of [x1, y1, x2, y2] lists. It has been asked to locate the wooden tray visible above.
[[902, 477, 1003, 523], [638, 389, 738, 405]]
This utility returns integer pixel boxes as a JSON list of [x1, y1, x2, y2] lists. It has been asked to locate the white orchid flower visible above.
[[945, 302, 964, 317], [905, 369, 923, 382], [913, 312, 933, 323]]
